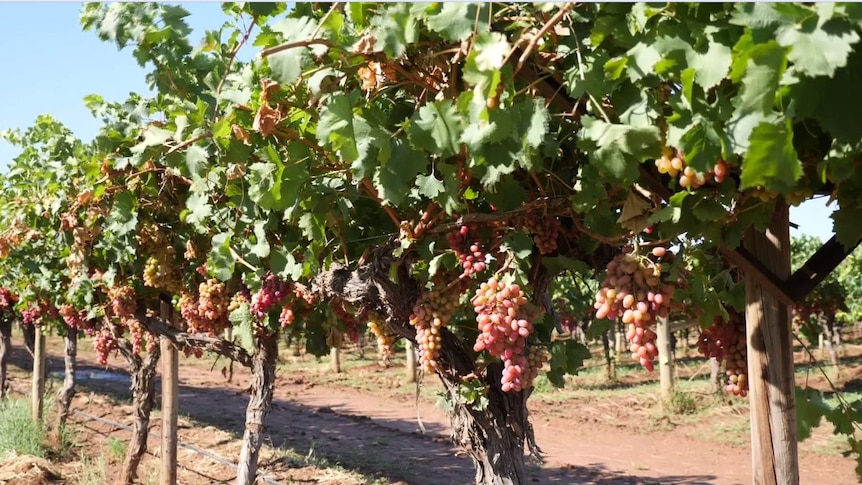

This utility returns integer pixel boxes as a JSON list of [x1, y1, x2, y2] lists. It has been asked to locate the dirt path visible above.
[[10, 337, 859, 485]]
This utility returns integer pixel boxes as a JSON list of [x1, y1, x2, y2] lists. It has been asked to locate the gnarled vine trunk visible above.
[[56, 329, 77, 428], [21, 322, 35, 358], [0, 317, 11, 399], [443, 361, 532, 485], [121, 348, 160, 485], [311, 243, 584, 485], [236, 332, 278, 485]]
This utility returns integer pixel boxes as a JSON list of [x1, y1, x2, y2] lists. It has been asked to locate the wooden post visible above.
[[330, 346, 341, 373], [709, 357, 722, 394], [614, 323, 624, 363], [405, 340, 417, 383], [31, 326, 46, 424], [160, 300, 178, 485], [744, 204, 798, 485], [656, 316, 674, 400]]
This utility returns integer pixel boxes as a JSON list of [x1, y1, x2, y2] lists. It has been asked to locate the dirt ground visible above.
[[4, 330, 860, 485]]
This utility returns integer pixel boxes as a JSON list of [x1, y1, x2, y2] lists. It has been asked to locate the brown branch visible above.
[[135, 314, 253, 368], [513, 3, 577, 76], [166, 133, 213, 155], [216, 15, 258, 96], [427, 197, 570, 235], [360, 178, 401, 228], [259, 39, 332, 59]]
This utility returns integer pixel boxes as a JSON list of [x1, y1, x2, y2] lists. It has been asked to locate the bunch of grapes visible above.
[[654, 149, 729, 189], [108, 285, 137, 318], [446, 225, 487, 277], [228, 292, 250, 313], [697, 312, 748, 397], [367, 314, 395, 365], [523, 344, 548, 389], [472, 278, 537, 392], [332, 303, 362, 342], [94, 328, 118, 366], [178, 279, 230, 335], [250, 273, 291, 320], [126, 317, 146, 354], [142, 255, 183, 293], [523, 210, 562, 255], [0, 287, 17, 309], [593, 247, 675, 371], [410, 286, 460, 373], [59, 304, 93, 333], [21, 305, 42, 325], [279, 306, 295, 328]]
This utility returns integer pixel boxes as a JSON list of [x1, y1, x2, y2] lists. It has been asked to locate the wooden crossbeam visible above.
[[786, 234, 862, 301]]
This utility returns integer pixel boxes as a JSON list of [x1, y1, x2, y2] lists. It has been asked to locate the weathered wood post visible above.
[[744, 203, 798, 485], [160, 300, 178, 485]]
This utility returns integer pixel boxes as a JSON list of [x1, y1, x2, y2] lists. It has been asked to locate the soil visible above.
[[4, 331, 860, 485]]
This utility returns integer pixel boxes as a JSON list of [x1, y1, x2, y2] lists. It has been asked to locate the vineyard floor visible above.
[[5, 330, 861, 484]]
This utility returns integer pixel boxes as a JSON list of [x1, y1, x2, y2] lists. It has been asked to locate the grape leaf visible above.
[[796, 387, 829, 441], [409, 100, 464, 158], [680, 120, 723, 173], [105, 191, 138, 236], [734, 41, 787, 117], [426, 3, 488, 42], [578, 117, 662, 182], [207, 232, 235, 282], [739, 120, 801, 192]]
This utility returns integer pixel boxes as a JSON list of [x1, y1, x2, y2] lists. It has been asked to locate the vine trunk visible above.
[[236, 332, 278, 485], [57, 329, 77, 428], [0, 318, 10, 399], [121, 348, 160, 485]]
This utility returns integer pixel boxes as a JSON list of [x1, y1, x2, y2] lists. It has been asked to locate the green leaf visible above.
[[374, 139, 427, 207], [185, 192, 212, 225], [318, 93, 361, 162], [692, 198, 728, 221], [541, 256, 590, 277], [426, 3, 488, 42], [207, 232, 235, 282], [246, 162, 280, 210], [268, 48, 305, 84], [271, 246, 304, 281], [522, 98, 549, 150], [249, 220, 271, 259], [796, 387, 829, 441], [185, 144, 209, 180], [229, 302, 255, 352], [371, 3, 417, 58], [626, 42, 661, 82], [680, 120, 723, 173], [739, 119, 801, 192], [832, 206, 862, 249], [734, 41, 787, 117], [415, 173, 444, 199], [775, 15, 860, 78], [409, 100, 464, 158], [106, 191, 137, 236], [578, 117, 662, 182]]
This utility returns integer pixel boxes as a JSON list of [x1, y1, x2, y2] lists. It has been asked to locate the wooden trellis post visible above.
[[160, 300, 178, 485], [31, 326, 46, 424], [743, 203, 798, 485]]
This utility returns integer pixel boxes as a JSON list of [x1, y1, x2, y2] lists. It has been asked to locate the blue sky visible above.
[[0, 2, 837, 243]]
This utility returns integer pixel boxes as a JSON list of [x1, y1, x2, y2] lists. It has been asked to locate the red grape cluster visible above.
[[93, 328, 118, 366], [655, 149, 729, 188], [126, 317, 146, 354], [523, 210, 561, 255], [108, 285, 137, 318], [410, 287, 459, 373], [21, 305, 42, 325], [332, 303, 361, 342], [0, 287, 16, 309], [446, 225, 487, 277], [279, 306, 295, 328], [593, 247, 675, 371], [367, 314, 395, 364], [250, 273, 291, 320], [178, 279, 230, 335], [59, 304, 94, 334], [697, 312, 748, 397], [472, 278, 536, 392]]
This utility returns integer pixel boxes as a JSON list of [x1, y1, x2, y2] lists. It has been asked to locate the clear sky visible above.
[[0, 2, 837, 243]]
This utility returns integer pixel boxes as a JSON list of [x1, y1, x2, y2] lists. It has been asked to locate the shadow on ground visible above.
[[8, 345, 724, 485]]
